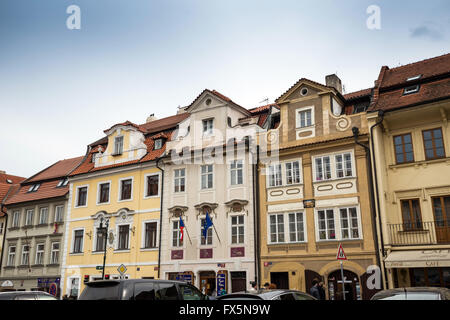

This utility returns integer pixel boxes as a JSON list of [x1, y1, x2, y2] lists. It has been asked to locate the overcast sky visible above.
[[1, 0, 449, 178]]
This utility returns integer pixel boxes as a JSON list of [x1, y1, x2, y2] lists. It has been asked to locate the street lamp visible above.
[[99, 217, 109, 280]]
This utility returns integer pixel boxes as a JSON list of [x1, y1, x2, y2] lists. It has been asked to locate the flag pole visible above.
[[212, 224, 221, 244], [185, 226, 193, 245]]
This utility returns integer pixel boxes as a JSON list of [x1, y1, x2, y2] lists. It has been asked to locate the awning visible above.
[[384, 250, 450, 268]]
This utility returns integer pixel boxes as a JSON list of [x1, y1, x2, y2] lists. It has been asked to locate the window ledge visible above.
[[31, 264, 45, 267], [36, 223, 50, 227], [114, 249, 131, 253], [47, 264, 60, 267], [22, 225, 34, 229], [18, 265, 31, 269], [389, 157, 450, 170], [3, 266, 15, 269], [70, 252, 84, 256], [8, 227, 20, 231], [140, 248, 158, 252]]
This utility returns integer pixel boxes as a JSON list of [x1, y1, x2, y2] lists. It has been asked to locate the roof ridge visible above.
[[387, 52, 450, 72]]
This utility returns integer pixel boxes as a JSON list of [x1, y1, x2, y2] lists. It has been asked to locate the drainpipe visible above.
[[369, 110, 387, 289], [352, 127, 382, 279], [252, 145, 261, 289], [0, 207, 8, 270], [156, 157, 164, 279]]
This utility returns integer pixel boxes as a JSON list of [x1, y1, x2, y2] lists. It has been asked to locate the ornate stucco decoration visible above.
[[224, 199, 249, 216], [167, 205, 189, 220], [194, 202, 218, 218], [111, 207, 135, 224]]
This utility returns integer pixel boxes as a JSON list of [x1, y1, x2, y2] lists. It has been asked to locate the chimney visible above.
[[146, 114, 157, 123], [0, 170, 5, 174], [325, 74, 343, 94]]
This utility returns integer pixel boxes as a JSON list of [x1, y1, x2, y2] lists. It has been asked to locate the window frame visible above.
[[141, 220, 159, 250], [7, 246, 16, 266], [202, 118, 214, 136], [116, 223, 130, 251], [268, 211, 307, 245], [144, 173, 161, 199], [94, 226, 107, 252], [230, 159, 244, 186], [393, 133, 415, 164], [25, 209, 34, 226], [400, 199, 423, 231], [200, 216, 213, 246], [118, 177, 134, 202], [267, 163, 283, 187], [50, 242, 60, 264], [12, 211, 20, 228], [315, 206, 362, 242], [230, 214, 245, 245], [96, 181, 111, 205], [200, 165, 214, 190], [21, 244, 30, 266], [114, 135, 124, 155], [75, 185, 89, 208], [171, 219, 184, 248], [295, 106, 314, 129], [54, 205, 64, 223], [38, 207, 48, 225], [174, 168, 186, 193], [72, 228, 85, 254], [35, 243, 45, 265], [312, 151, 356, 182], [422, 127, 446, 161]]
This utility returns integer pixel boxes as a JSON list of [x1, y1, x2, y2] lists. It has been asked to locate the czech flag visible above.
[[179, 217, 185, 241]]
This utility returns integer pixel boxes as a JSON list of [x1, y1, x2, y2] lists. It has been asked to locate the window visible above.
[[269, 214, 285, 243], [174, 169, 185, 193], [0, 222, 3, 234], [73, 229, 84, 253], [201, 165, 213, 189], [144, 222, 157, 249], [297, 109, 312, 128], [401, 199, 423, 230], [145, 174, 159, 197], [231, 215, 244, 244], [95, 227, 107, 252], [156, 283, 179, 300], [57, 178, 69, 187], [201, 218, 213, 245], [288, 212, 305, 242], [268, 164, 282, 187], [423, 128, 445, 160], [98, 183, 110, 204], [39, 208, 48, 225], [114, 136, 124, 155], [12, 211, 20, 228], [117, 225, 130, 250], [25, 209, 34, 226], [317, 209, 336, 240], [172, 220, 183, 247], [406, 75, 422, 82], [50, 242, 60, 264], [315, 156, 331, 181], [230, 160, 243, 186], [7, 246, 16, 266], [394, 133, 414, 164], [55, 206, 64, 222], [403, 85, 420, 95], [340, 207, 360, 239], [335, 153, 353, 178], [120, 179, 132, 201], [134, 283, 157, 300], [21, 245, 30, 265], [179, 284, 204, 300], [76, 187, 88, 207], [35, 244, 45, 265], [285, 161, 301, 185], [154, 139, 163, 150], [202, 119, 213, 136], [27, 184, 40, 192]]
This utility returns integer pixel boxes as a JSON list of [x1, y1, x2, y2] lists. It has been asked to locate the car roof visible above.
[[85, 279, 190, 286], [218, 289, 315, 300], [0, 291, 50, 295], [373, 287, 450, 298]]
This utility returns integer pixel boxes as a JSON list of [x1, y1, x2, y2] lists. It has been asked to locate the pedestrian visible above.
[[263, 282, 270, 290], [309, 279, 321, 300], [318, 281, 326, 300], [248, 281, 258, 293]]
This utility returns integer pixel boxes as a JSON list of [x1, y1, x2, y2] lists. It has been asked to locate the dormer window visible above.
[[203, 119, 214, 136], [91, 152, 99, 163], [406, 75, 422, 82], [114, 136, 124, 155], [57, 178, 69, 188], [403, 85, 420, 95], [6, 179, 12, 184], [154, 139, 163, 150], [296, 109, 313, 128], [28, 184, 40, 193]]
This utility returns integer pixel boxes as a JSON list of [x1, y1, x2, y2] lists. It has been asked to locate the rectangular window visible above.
[[21, 245, 30, 265], [288, 212, 305, 242], [120, 179, 132, 200], [285, 161, 301, 185], [12, 211, 20, 227], [98, 183, 110, 204], [77, 187, 87, 207], [201, 218, 213, 245], [317, 209, 336, 240], [172, 220, 183, 247], [423, 128, 445, 160], [35, 244, 45, 265], [114, 136, 124, 155], [201, 165, 213, 189], [335, 153, 353, 178], [154, 139, 162, 150], [55, 206, 64, 222], [7, 246, 16, 266], [269, 214, 285, 243], [231, 215, 244, 244], [25, 209, 34, 226], [315, 156, 331, 181], [268, 164, 282, 187], [73, 230, 84, 253], [202, 119, 213, 135], [118, 225, 130, 250], [144, 222, 157, 249], [96, 227, 107, 251], [0, 222, 3, 234], [230, 160, 243, 186], [174, 169, 185, 193], [401, 199, 423, 230], [403, 85, 420, 95], [340, 207, 360, 239], [39, 208, 48, 225], [50, 242, 60, 264], [297, 109, 312, 128], [146, 175, 159, 197], [394, 133, 414, 164]]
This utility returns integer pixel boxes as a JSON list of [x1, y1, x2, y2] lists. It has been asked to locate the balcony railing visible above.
[[388, 220, 450, 246]]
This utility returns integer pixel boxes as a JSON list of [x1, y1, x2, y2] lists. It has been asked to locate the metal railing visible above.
[[388, 220, 450, 246]]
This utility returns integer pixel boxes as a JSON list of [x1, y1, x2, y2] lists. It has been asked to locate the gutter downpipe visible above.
[[252, 144, 261, 289], [369, 110, 387, 289], [0, 207, 8, 270], [156, 157, 164, 279]]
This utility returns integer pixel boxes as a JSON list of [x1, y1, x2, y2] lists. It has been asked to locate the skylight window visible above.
[[28, 184, 41, 192], [403, 85, 420, 95], [6, 179, 12, 184], [406, 75, 422, 82], [57, 178, 69, 187]]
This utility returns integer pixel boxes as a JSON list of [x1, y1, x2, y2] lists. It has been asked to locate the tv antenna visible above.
[[259, 97, 269, 105]]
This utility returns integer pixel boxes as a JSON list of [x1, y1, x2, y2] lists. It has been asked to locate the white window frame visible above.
[[35, 243, 45, 265], [202, 118, 214, 136], [154, 139, 163, 150], [200, 165, 213, 190], [25, 209, 34, 226], [314, 206, 362, 242], [12, 211, 20, 227], [116, 223, 131, 251], [267, 163, 283, 187], [171, 218, 184, 248], [96, 180, 111, 205], [141, 219, 159, 250], [230, 214, 245, 245], [21, 244, 30, 265], [200, 215, 213, 246], [118, 176, 134, 202], [268, 213, 285, 244], [114, 135, 124, 155], [39, 207, 48, 225], [313, 150, 356, 182], [174, 168, 186, 193], [285, 161, 301, 185], [268, 212, 307, 244], [339, 206, 363, 240], [295, 106, 314, 129], [71, 228, 85, 254], [75, 185, 89, 208], [55, 205, 64, 223], [230, 159, 244, 186], [287, 212, 306, 243], [50, 242, 60, 264], [143, 172, 161, 199], [7, 246, 16, 266], [94, 226, 107, 252], [314, 156, 332, 182], [335, 152, 354, 179]]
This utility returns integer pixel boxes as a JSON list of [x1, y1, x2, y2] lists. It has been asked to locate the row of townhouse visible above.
[[0, 53, 448, 299]]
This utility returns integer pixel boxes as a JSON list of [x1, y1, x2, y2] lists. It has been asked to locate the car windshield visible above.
[[377, 292, 441, 300], [79, 282, 121, 300]]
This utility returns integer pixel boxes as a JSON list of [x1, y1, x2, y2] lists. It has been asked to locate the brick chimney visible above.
[[325, 74, 343, 94], [146, 114, 157, 123]]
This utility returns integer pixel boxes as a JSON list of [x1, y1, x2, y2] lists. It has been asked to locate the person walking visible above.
[[309, 279, 321, 300], [248, 281, 258, 293], [318, 281, 326, 300]]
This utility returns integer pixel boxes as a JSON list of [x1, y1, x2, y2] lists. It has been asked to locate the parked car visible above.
[[371, 287, 450, 300], [78, 279, 208, 300], [216, 289, 317, 300], [0, 291, 57, 300]]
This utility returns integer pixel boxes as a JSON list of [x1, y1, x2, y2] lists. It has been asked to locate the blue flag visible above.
[[202, 211, 213, 239]]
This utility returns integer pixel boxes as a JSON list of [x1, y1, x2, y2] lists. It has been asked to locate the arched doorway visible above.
[[328, 269, 360, 300]]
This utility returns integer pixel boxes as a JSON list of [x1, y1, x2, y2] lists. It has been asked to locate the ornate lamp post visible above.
[[99, 217, 109, 280]]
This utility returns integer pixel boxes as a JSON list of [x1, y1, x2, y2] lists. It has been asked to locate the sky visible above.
[[0, 0, 449, 178]]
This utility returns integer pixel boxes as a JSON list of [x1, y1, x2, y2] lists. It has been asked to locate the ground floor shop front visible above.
[[0, 276, 61, 297]]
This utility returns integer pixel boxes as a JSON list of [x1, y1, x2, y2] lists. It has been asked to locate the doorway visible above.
[[270, 272, 289, 289], [432, 196, 450, 243], [230, 272, 246, 293], [199, 271, 216, 296], [328, 269, 360, 300]]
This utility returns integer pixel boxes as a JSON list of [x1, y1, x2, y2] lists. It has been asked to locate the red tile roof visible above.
[[248, 103, 279, 114], [104, 121, 141, 133], [4, 180, 70, 206], [138, 113, 190, 134], [344, 88, 372, 101], [0, 172, 27, 209], [26, 156, 84, 183]]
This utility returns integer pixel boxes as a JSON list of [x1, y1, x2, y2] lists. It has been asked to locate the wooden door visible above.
[[432, 196, 450, 243]]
